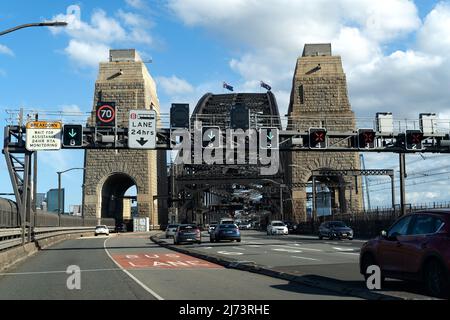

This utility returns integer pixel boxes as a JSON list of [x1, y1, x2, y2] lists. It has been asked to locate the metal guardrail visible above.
[[0, 226, 114, 251]]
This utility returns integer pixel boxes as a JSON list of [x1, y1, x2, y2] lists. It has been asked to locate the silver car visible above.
[[165, 224, 179, 238]]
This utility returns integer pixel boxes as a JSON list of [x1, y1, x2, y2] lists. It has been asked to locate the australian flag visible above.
[[260, 81, 272, 91], [223, 82, 234, 92]]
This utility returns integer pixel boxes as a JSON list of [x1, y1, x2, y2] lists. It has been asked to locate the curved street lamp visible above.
[[0, 22, 67, 37]]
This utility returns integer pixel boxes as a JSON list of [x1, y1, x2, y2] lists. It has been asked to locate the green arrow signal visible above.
[[69, 129, 77, 138], [208, 131, 215, 140], [267, 132, 273, 140]]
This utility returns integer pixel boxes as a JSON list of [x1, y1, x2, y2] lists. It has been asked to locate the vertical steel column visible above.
[[58, 172, 62, 226], [22, 153, 31, 244], [390, 174, 396, 210], [399, 153, 406, 216], [312, 177, 316, 225]]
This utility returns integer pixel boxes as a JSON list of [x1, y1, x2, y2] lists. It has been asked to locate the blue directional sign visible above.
[[63, 125, 83, 148]]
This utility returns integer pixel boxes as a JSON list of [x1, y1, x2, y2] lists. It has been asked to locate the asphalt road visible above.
[[157, 230, 438, 300], [0, 232, 360, 300]]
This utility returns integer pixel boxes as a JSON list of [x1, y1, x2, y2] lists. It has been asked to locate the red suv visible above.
[[360, 210, 450, 297]]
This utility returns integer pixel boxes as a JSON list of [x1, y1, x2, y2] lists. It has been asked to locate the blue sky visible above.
[[1, 0, 450, 212]]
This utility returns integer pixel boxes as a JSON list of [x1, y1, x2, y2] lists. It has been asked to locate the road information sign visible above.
[[128, 110, 157, 149], [26, 121, 62, 151]]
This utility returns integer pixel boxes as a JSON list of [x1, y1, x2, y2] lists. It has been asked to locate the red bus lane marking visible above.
[[112, 253, 223, 269]]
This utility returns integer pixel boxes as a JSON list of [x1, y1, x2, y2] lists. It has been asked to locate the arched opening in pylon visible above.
[[101, 173, 137, 226], [306, 174, 347, 220]]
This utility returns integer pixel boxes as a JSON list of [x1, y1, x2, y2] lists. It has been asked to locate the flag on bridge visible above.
[[223, 82, 234, 92], [260, 81, 272, 91]]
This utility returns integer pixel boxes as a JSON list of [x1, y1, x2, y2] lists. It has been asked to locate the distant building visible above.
[[35, 193, 46, 209], [47, 188, 64, 213], [70, 205, 82, 216]]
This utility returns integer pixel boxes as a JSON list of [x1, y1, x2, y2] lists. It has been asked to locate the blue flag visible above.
[[223, 82, 234, 92], [260, 81, 272, 91]]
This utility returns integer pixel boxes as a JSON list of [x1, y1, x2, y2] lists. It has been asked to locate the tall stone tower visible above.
[[82, 49, 167, 226], [286, 44, 362, 222]]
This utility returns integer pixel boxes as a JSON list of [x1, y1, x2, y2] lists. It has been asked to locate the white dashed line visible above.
[[290, 256, 321, 261]]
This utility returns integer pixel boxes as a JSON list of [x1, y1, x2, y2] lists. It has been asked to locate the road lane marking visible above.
[[104, 237, 164, 300], [247, 245, 261, 248], [272, 245, 322, 252], [0, 268, 121, 276], [336, 252, 360, 256], [290, 256, 320, 261], [232, 247, 246, 251], [272, 248, 303, 253], [217, 251, 244, 255], [333, 247, 356, 252], [113, 252, 222, 269]]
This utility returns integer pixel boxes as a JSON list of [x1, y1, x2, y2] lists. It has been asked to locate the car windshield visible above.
[[210, 224, 216, 227], [272, 222, 285, 226], [168, 224, 178, 228], [179, 225, 197, 231], [330, 222, 347, 227], [219, 224, 237, 229], [96, 225, 106, 229]]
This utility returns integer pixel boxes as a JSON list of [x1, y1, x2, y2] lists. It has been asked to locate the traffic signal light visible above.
[[309, 128, 327, 148], [358, 129, 376, 149], [62, 125, 83, 148], [170, 104, 190, 128], [230, 104, 249, 130], [406, 130, 424, 150]]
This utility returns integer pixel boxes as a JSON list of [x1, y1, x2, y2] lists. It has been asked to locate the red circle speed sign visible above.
[[97, 104, 116, 124]]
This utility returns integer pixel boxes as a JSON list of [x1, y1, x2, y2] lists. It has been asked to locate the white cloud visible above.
[[125, 0, 147, 9], [51, 7, 154, 68], [417, 2, 450, 55], [0, 44, 14, 56], [157, 76, 194, 95], [65, 40, 109, 67], [168, 0, 450, 119]]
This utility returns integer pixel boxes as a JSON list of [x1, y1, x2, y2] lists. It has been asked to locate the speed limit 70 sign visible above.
[[96, 102, 116, 127]]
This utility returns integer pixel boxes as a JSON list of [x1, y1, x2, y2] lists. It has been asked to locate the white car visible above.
[[267, 221, 288, 235], [95, 225, 110, 236], [165, 224, 179, 238]]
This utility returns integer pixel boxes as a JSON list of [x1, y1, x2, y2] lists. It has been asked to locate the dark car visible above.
[[210, 224, 241, 243], [115, 223, 127, 233], [318, 221, 353, 240], [174, 224, 201, 245], [284, 221, 295, 233], [359, 210, 450, 298]]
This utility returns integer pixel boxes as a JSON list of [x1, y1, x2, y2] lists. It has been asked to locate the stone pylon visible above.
[[286, 44, 362, 222], [82, 49, 167, 227]]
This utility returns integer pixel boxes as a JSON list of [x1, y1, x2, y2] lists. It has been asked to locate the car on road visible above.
[[318, 221, 353, 240], [165, 224, 179, 238], [267, 221, 288, 235], [210, 224, 241, 242], [174, 224, 202, 245], [95, 225, 110, 236], [267, 220, 289, 235], [360, 210, 450, 298], [220, 218, 235, 225], [208, 223, 217, 234], [115, 223, 127, 233]]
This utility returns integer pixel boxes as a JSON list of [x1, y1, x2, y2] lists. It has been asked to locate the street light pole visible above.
[[57, 168, 85, 227], [0, 22, 67, 37]]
